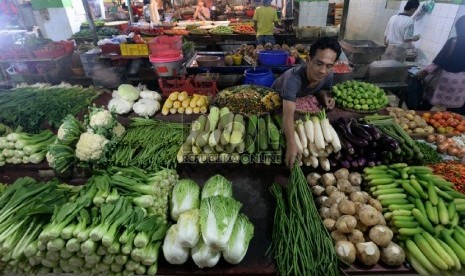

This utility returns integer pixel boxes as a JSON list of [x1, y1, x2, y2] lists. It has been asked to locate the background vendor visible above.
[[271, 37, 342, 169], [193, 0, 210, 20], [253, 0, 279, 45]]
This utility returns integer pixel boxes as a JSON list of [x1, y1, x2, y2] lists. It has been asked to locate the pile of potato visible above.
[[308, 168, 405, 267], [388, 107, 434, 135]]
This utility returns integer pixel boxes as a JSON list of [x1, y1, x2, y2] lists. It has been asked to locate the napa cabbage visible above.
[[191, 237, 221, 268], [201, 175, 233, 199], [222, 213, 254, 264], [162, 224, 189, 265], [177, 209, 200, 248], [170, 179, 200, 221]]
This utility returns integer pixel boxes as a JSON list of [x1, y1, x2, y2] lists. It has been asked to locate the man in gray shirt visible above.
[[271, 37, 341, 169]]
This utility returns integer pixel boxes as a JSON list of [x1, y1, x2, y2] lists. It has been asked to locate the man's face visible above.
[[306, 48, 337, 83]]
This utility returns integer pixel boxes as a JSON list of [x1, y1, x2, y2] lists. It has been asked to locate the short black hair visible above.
[[456, 15, 465, 36], [404, 0, 420, 11], [309, 37, 342, 61]]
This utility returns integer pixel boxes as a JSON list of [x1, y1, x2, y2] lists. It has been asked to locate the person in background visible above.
[[416, 15, 465, 115], [193, 0, 210, 20], [383, 0, 420, 62], [253, 0, 278, 45], [271, 37, 342, 169]]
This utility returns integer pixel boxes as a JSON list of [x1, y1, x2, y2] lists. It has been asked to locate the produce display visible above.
[[161, 91, 209, 115], [232, 25, 255, 34], [108, 84, 162, 118], [215, 85, 281, 115], [295, 111, 342, 170], [0, 130, 55, 166], [47, 106, 125, 174], [415, 141, 442, 164], [333, 81, 388, 112], [0, 167, 178, 275], [333, 61, 352, 74], [309, 168, 405, 267], [364, 164, 465, 275], [210, 26, 233, 35], [424, 134, 465, 159], [429, 162, 465, 192], [0, 84, 101, 133], [230, 43, 308, 64], [178, 108, 284, 164], [72, 27, 119, 39], [422, 111, 465, 134], [163, 174, 254, 267], [387, 107, 434, 135], [111, 118, 188, 171], [269, 165, 340, 275]]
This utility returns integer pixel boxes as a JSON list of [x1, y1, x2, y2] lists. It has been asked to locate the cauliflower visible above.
[[46, 151, 55, 168], [75, 132, 109, 162], [112, 123, 126, 138], [89, 109, 114, 128], [140, 90, 162, 101], [133, 99, 160, 118], [108, 98, 133, 115], [56, 115, 83, 146]]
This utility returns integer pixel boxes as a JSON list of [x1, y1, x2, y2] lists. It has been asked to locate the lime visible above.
[[354, 99, 359, 105], [362, 104, 369, 110], [348, 103, 354, 109], [360, 99, 366, 104], [355, 104, 362, 110], [367, 99, 373, 105]]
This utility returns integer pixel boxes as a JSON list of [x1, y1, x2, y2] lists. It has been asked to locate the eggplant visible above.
[[340, 160, 351, 169], [357, 157, 366, 167], [338, 135, 355, 155], [360, 124, 382, 140], [365, 151, 377, 160], [367, 161, 376, 167], [334, 122, 369, 148], [378, 136, 400, 152], [350, 120, 372, 141], [351, 160, 359, 168]]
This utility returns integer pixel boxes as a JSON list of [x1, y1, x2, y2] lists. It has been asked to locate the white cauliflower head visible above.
[[108, 98, 134, 115], [112, 123, 126, 138], [75, 132, 109, 162], [89, 109, 114, 128]]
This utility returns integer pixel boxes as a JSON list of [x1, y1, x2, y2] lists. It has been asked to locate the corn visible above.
[[161, 107, 169, 116], [173, 101, 181, 109], [177, 107, 185, 113], [196, 97, 205, 107], [182, 98, 191, 108], [168, 92, 179, 101], [200, 106, 207, 114], [190, 96, 198, 108], [185, 107, 193, 115], [169, 108, 177, 114], [164, 99, 173, 108], [193, 107, 200, 114], [178, 91, 188, 101]]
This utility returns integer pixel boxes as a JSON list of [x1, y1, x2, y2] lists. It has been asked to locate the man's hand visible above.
[[285, 140, 301, 169], [317, 91, 335, 109]]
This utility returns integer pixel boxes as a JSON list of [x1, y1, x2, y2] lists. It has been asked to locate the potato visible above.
[[353, 202, 365, 214], [323, 218, 336, 231], [369, 225, 393, 247], [350, 191, 368, 203], [368, 198, 383, 212], [307, 173, 321, 186], [359, 205, 380, 226], [312, 185, 326, 196], [321, 173, 336, 187], [356, 242, 380, 266], [327, 191, 345, 206], [380, 242, 405, 266], [414, 128, 425, 134], [377, 212, 387, 226], [329, 204, 341, 220], [331, 230, 348, 241], [337, 179, 353, 194], [350, 186, 362, 193], [334, 168, 349, 180], [405, 113, 415, 121], [348, 229, 365, 244], [355, 219, 369, 233], [336, 215, 357, 233], [325, 186, 339, 196], [348, 172, 362, 186], [335, 241, 356, 264], [338, 199, 355, 215], [319, 207, 330, 219], [408, 121, 417, 129], [316, 196, 329, 207]]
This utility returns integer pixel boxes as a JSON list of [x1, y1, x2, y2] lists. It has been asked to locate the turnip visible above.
[[338, 199, 355, 215], [334, 168, 349, 180], [348, 172, 362, 186], [380, 242, 405, 266], [358, 205, 380, 226], [331, 230, 348, 242], [329, 204, 341, 220], [319, 207, 330, 219], [350, 191, 368, 203], [321, 173, 336, 187], [337, 179, 353, 194], [348, 229, 365, 244], [325, 186, 339, 196], [335, 241, 356, 264], [323, 218, 336, 231], [369, 226, 393, 247], [368, 198, 383, 212], [307, 173, 321, 186], [311, 185, 325, 196], [336, 215, 357, 233]]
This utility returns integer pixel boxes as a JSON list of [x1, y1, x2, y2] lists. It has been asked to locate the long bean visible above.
[[269, 165, 340, 276]]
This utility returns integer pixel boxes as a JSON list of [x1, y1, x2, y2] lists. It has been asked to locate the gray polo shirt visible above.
[[271, 64, 333, 102]]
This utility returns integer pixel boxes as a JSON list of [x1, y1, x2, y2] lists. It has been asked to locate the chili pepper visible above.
[[429, 162, 465, 193]]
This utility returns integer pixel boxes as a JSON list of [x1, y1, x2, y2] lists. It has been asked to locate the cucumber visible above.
[[438, 198, 449, 225], [373, 188, 405, 197], [413, 234, 449, 270], [412, 208, 435, 234], [401, 181, 420, 199], [247, 115, 258, 137], [369, 178, 395, 186], [428, 182, 439, 206], [258, 118, 267, 151]]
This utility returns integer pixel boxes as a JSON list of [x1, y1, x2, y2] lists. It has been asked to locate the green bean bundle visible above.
[[111, 118, 188, 171], [269, 165, 340, 276]]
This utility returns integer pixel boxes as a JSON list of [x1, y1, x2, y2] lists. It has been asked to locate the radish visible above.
[[319, 110, 333, 143], [329, 125, 342, 152], [312, 116, 325, 150], [309, 156, 319, 168], [294, 130, 303, 154], [295, 120, 307, 149], [319, 157, 330, 171], [309, 142, 319, 157], [304, 114, 314, 144]]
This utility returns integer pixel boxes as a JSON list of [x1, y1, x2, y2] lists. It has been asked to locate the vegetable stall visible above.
[[1, 81, 465, 276]]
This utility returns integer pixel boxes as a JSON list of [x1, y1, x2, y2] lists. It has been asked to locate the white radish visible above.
[[304, 115, 314, 144], [316, 149, 329, 157], [319, 157, 330, 171], [302, 156, 311, 167], [303, 148, 310, 157], [309, 156, 319, 168], [312, 116, 325, 150], [296, 120, 307, 149], [320, 117, 333, 143], [326, 144, 334, 154], [329, 125, 342, 152], [294, 130, 303, 154], [309, 142, 319, 157]]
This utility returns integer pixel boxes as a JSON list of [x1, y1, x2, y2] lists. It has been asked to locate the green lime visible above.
[[355, 104, 361, 110], [360, 99, 366, 104], [362, 104, 369, 110], [367, 99, 373, 105], [348, 103, 354, 109], [354, 99, 359, 105]]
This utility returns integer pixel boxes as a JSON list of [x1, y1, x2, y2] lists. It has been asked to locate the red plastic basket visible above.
[[149, 35, 182, 54], [57, 40, 75, 54], [99, 43, 122, 55], [158, 75, 218, 98], [33, 44, 66, 59]]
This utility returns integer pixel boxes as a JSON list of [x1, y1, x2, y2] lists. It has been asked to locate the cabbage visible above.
[[201, 175, 233, 199], [177, 209, 200, 248], [191, 237, 221, 268], [170, 179, 200, 221], [162, 225, 189, 265], [200, 196, 242, 250], [116, 84, 140, 102], [222, 213, 254, 264]]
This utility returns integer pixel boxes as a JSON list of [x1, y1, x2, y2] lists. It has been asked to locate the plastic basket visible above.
[[120, 43, 149, 56], [258, 50, 289, 66], [149, 35, 182, 53], [33, 44, 67, 59], [57, 40, 75, 54], [99, 43, 122, 55], [158, 75, 218, 98]]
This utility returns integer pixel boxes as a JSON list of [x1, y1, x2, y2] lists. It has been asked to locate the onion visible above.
[[458, 148, 465, 158], [448, 147, 459, 156], [426, 134, 436, 143], [437, 144, 448, 154], [436, 135, 446, 143]]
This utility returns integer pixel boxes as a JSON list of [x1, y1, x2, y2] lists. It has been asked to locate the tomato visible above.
[[457, 125, 465, 132], [423, 112, 432, 118], [438, 119, 446, 125], [429, 118, 437, 124], [433, 113, 443, 120], [433, 122, 441, 129], [443, 113, 451, 120], [453, 130, 461, 135]]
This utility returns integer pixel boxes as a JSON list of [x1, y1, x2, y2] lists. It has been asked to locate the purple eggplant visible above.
[[351, 160, 359, 168], [350, 120, 373, 141], [360, 124, 382, 140], [340, 160, 351, 169], [357, 157, 366, 167], [334, 122, 369, 148], [338, 136, 355, 155]]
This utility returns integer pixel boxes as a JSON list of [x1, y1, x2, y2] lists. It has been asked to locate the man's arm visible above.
[[253, 21, 258, 33], [283, 100, 300, 169]]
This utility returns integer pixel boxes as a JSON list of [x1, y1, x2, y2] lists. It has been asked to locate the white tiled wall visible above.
[[298, 1, 329, 27], [344, 0, 461, 63], [67, 1, 87, 34], [33, 8, 74, 41]]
